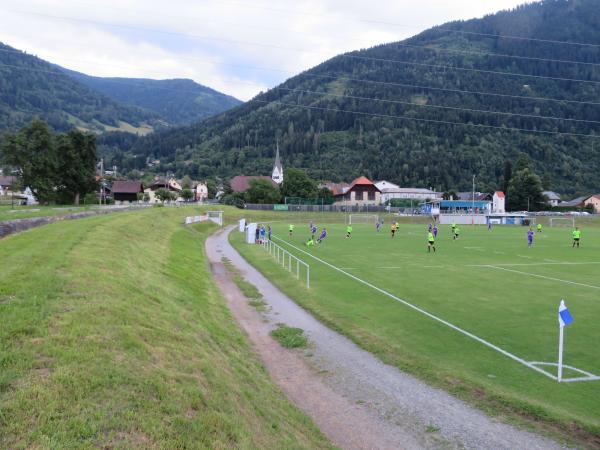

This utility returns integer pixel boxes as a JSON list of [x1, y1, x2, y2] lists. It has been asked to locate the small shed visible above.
[[112, 181, 144, 203]]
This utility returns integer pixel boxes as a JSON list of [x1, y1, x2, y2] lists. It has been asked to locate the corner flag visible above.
[[558, 300, 574, 327]]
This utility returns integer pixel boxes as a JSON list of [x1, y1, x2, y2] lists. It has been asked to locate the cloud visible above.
[[0, 0, 534, 100]]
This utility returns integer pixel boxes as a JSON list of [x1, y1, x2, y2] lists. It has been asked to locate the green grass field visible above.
[[231, 219, 600, 445], [0, 207, 332, 449]]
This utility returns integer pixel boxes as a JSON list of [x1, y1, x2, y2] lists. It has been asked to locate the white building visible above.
[[492, 191, 505, 213], [375, 180, 442, 204], [272, 144, 283, 185], [195, 182, 208, 201], [543, 191, 561, 207]]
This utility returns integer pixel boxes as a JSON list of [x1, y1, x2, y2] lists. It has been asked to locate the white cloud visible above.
[[0, 0, 534, 100]]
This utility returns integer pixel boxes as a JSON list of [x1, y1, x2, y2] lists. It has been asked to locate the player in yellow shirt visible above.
[[572, 227, 581, 248]]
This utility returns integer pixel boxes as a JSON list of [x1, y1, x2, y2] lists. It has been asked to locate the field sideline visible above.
[[231, 219, 600, 444]]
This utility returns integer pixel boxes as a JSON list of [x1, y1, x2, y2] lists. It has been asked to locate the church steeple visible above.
[[272, 141, 283, 184]]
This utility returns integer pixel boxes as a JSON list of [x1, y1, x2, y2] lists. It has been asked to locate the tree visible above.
[[181, 175, 192, 189], [280, 168, 318, 200], [317, 187, 334, 204], [55, 130, 97, 204], [245, 179, 281, 204], [442, 190, 457, 200], [181, 188, 194, 202], [506, 167, 547, 211], [1, 119, 58, 203], [155, 188, 173, 203], [501, 161, 512, 195], [205, 179, 217, 198]]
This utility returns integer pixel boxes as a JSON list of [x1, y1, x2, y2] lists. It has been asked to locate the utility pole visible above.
[[99, 159, 103, 206], [472, 174, 475, 226]]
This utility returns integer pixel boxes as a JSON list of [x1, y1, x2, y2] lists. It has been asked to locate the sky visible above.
[[0, 0, 534, 101]]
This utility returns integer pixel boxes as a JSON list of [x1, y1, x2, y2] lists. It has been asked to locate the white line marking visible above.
[[467, 261, 600, 267], [493, 251, 505, 255], [517, 254, 532, 259], [339, 267, 358, 270], [271, 236, 557, 381], [377, 266, 404, 269], [481, 265, 600, 290]]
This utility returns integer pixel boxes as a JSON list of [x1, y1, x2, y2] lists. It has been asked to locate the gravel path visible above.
[[206, 226, 568, 450]]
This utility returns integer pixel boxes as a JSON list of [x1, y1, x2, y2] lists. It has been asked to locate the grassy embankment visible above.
[[0, 207, 332, 449], [231, 221, 600, 448]]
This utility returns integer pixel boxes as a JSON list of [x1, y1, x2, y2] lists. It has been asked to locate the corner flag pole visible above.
[[557, 299, 574, 383], [558, 324, 564, 382]]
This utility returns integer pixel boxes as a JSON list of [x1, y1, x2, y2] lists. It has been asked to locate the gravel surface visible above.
[[206, 226, 568, 450]]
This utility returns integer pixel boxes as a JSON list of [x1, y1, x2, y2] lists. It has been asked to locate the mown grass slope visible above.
[[0, 208, 332, 449]]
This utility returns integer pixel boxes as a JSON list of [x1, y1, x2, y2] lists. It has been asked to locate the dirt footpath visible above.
[[205, 226, 568, 450]]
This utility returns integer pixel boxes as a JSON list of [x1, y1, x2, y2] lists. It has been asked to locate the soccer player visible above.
[[306, 237, 315, 247], [487, 221, 492, 231], [390, 221, 397, 238], [453, 225, 460, 240], [427, 230, 436, 253], [311, 224, 318, 239], [572, 227, 581, 248], [428, 223, 433, 232], [317, 227, 327, 243], [451, 221, 456, 235], [527, 227, 534, 248], [267, 225, 272, 241], [346, 224, 353, 238], [432, 225, 438, 238], [537, 223, 543, 233], [259, 225, 266, 243], [288, 223, 294, 237], [376, 219, 382, 232]]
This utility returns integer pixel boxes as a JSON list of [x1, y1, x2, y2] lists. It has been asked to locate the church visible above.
[[271, 143, 283, 185], [229, 143, 283, 193]]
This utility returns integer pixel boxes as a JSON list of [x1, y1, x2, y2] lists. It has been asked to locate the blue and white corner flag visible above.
[[558, 300, 574, 328]]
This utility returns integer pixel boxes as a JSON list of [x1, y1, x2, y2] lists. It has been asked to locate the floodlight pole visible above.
[[557, 324, 564, 382], [472, 174, 475, 226]]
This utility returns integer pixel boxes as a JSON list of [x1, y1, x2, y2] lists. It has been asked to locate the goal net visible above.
[[349, 214, 379, 225], [207, 210, 224, 226], [550, 217, 575, 227]]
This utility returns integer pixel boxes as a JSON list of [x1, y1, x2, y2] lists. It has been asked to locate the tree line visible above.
[[1, 119, 97, 204]]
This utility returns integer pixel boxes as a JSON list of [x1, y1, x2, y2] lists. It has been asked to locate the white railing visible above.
[[260, 239, 310, 288]]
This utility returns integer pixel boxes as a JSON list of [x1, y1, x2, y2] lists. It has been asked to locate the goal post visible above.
[[348, 214, 379, 225], [550, 216, 575, 227], [207, 210, 224, 226]]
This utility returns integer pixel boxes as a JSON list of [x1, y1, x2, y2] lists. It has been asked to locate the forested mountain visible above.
[[62, 72, 241, 125], [129, 0, 600, 196], [0, 42, 165, 134]]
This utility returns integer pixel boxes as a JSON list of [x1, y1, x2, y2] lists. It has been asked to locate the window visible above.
[[368, 190, 375, 201]]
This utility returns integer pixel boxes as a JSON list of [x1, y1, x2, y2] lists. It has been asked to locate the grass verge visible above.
[[0, 208, 333, 449], [271, 325, 309, 349]]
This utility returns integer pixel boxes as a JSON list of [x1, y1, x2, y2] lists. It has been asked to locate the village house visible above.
[[112, 181, 144, 203], [584, 194, 600, 213], [333, 176, 381, 206]]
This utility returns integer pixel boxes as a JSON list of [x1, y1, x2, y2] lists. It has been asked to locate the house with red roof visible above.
[[230, 175, 277, 193], [584, 193, 600, 213], [333, 176, 381, 205], [492, 191, 505, 213]]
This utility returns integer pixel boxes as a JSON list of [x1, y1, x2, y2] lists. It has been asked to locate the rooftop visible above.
[[230, 175, 276, 193], [112, 181, 144, 194]]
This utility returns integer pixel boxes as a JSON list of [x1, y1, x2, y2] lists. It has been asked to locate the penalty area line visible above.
[[481, 265, 600, 290], [271, 235, 556, 381]]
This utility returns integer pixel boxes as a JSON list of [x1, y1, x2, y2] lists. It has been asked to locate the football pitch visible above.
[[230, 219, 600, 437]]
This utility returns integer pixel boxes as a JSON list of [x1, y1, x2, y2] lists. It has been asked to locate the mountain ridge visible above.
[[128, 0, 600, 196]]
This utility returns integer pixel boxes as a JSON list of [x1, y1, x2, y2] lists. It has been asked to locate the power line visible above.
[[251, 98, 600, 140], [343, 54, 600, 86], [3, 45, 598, 108], [156, 0, 600, 49], [275, 87, 600, 126], [7, 10, 600, 86], [9, 3, 600, 69]]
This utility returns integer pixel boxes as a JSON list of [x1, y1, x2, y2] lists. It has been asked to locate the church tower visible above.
[[272, 142, 283, 184]]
